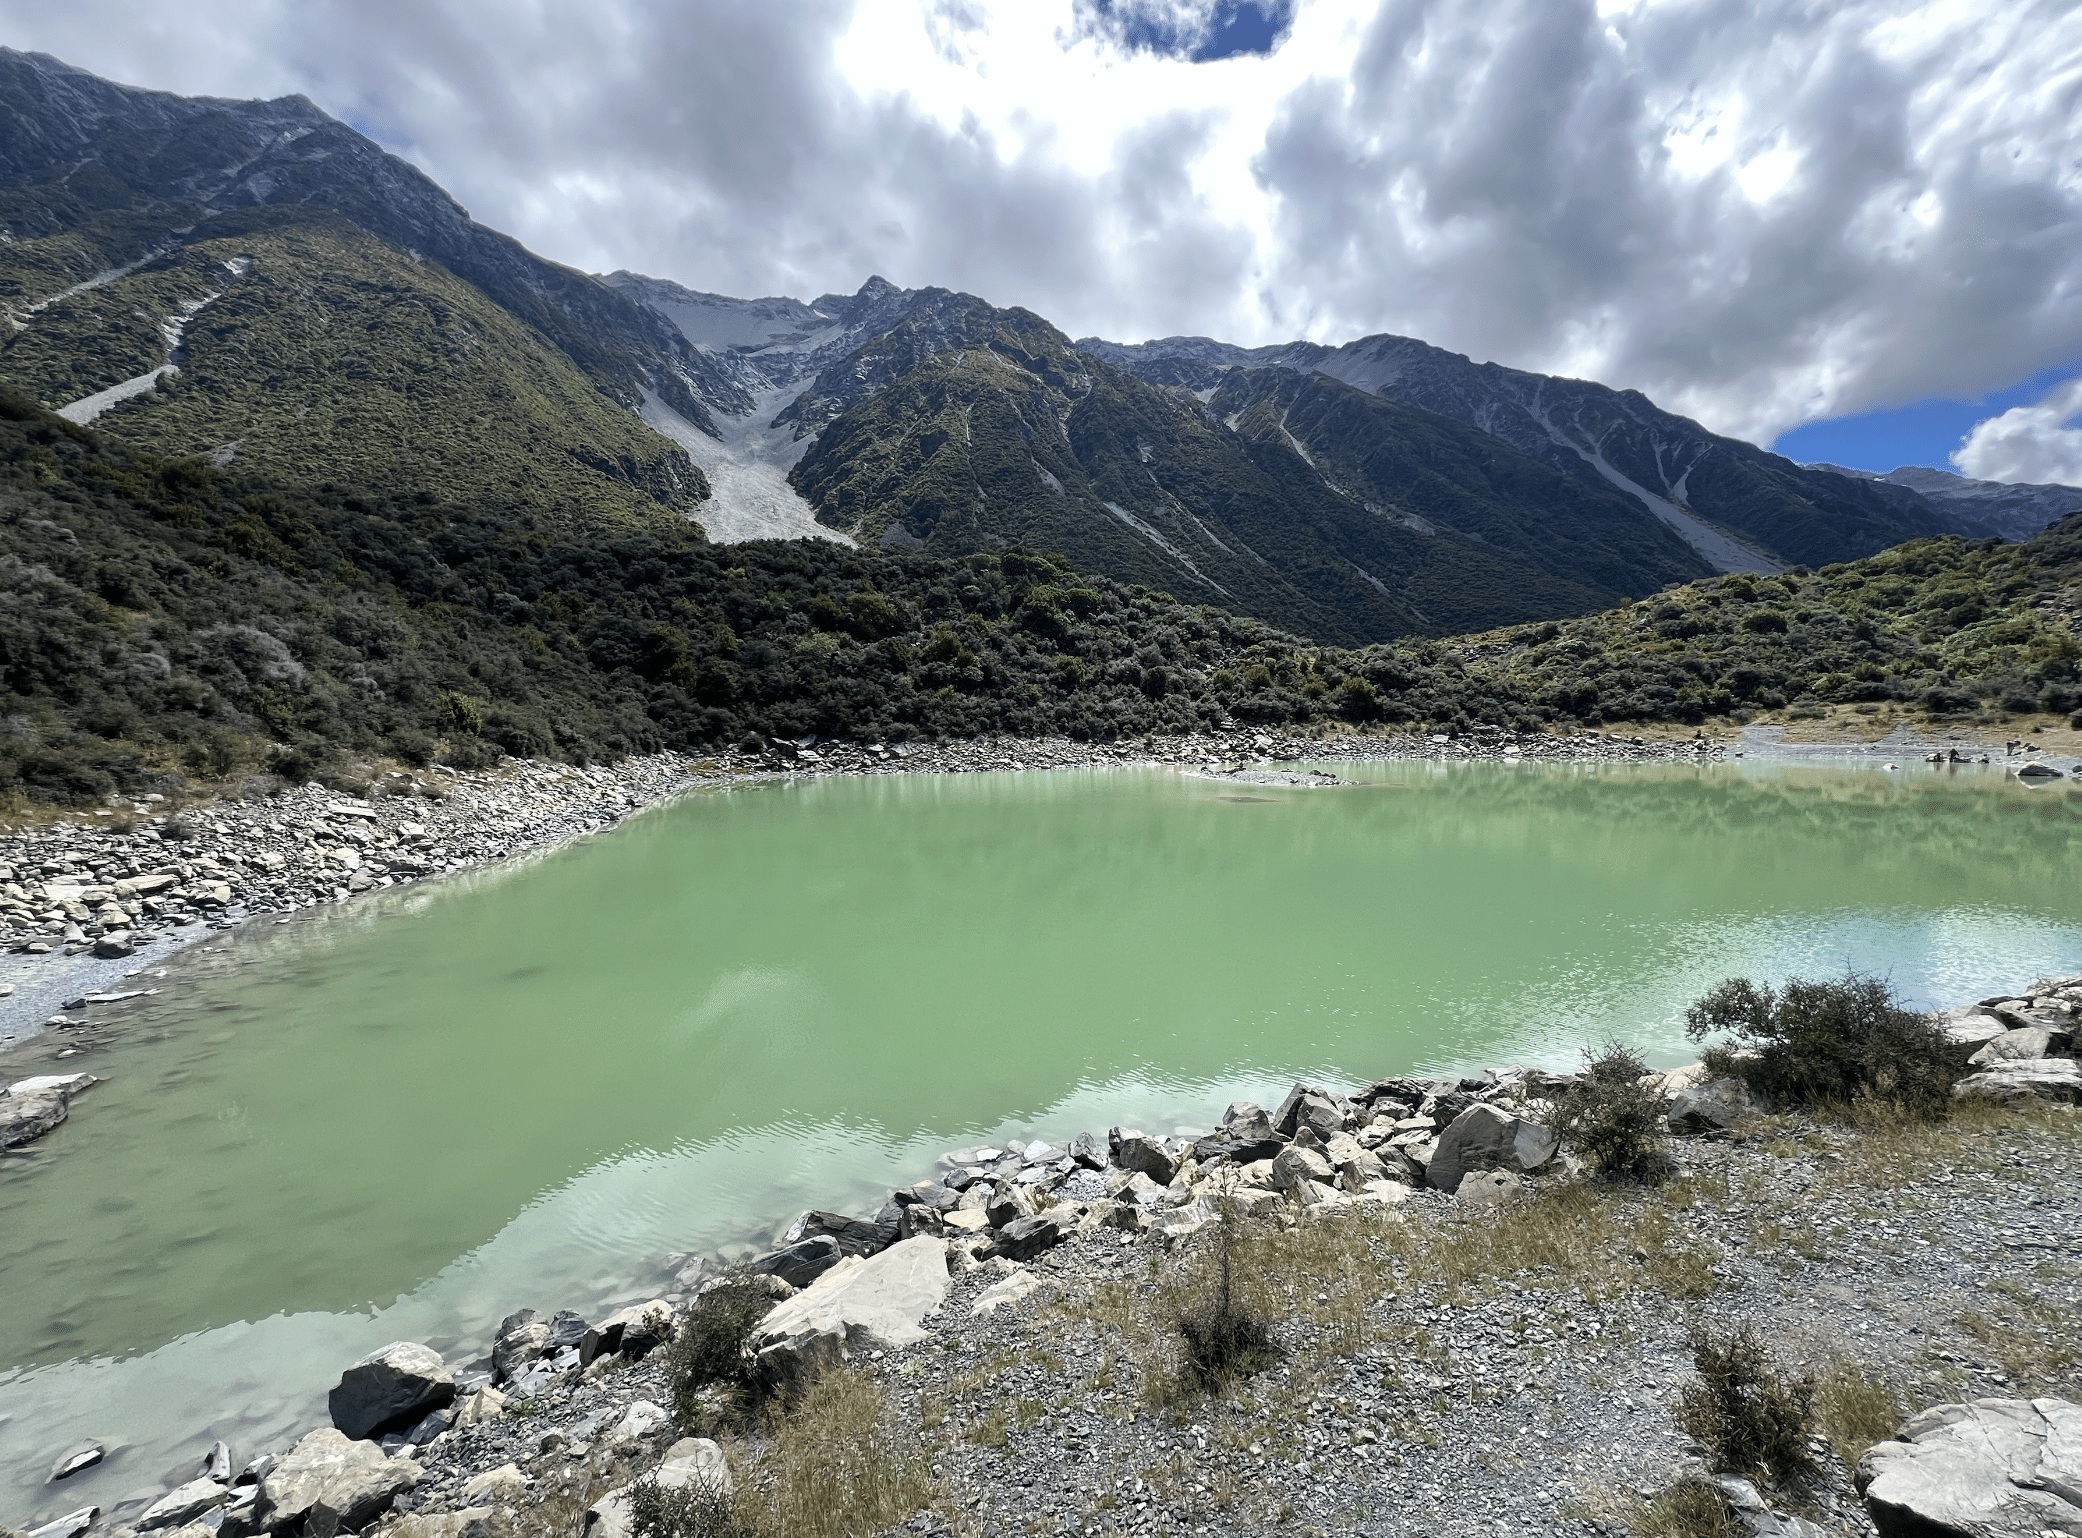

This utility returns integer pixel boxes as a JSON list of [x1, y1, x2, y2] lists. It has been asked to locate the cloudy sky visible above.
[[6, 0, 2082, 479]]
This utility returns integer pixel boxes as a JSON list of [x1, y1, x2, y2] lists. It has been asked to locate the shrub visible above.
[[1677, 1324, 1817, 1489], [1552, 1041, 1669, 1181], [1175, 1204, 1275, 1394], [1684, 974, 1955, 1118], [666, 1277, 772, 1431], [627, 1473, 747, 1538]]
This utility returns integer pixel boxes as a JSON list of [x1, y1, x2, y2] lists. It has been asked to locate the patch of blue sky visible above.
[[1773, 357, 2082, 476]]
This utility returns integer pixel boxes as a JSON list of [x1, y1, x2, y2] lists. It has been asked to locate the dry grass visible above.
[[734, 1369, 936, 1538], [1957, 1301, 2082, 1396], [1815, 1362, 1902, 1471], [1607, 1477, 1742, 1538]]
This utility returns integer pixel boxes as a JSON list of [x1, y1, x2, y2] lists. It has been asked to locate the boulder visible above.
[[579, 1300, 673, 1367], [1069, 1131, 1107, 1169], [203, 1441, 234, 1483], [600, 1400, 672, 1452], [1954, 1058, 2082, 1105], [1109, 1170, 1168, 1207], [1220, 1102, 1275, 1140], [747, 1235, 951, 1388], [1191, 1132, 1286, 1165], [451, 1387, 506, 1429], [1147, 1197, 1220, 1250], [969, 1268, 1049, 1318], [1936, 1012, 2013, 1065], [991, 1212, 1067, 1261], [49, 1440, 105, 1481], [1269, 1144, 1336, 1196], [898, 1204, 947, 1240], [1455, 1171, 1518, 1208], [0, 1089, 70, 1149], [490, 1311, 548, 1385], [784, 1210, 899, 1258], [1968, 1026, 2071, 1066], [1667, 1077, 1769, 1137], [1323, 1133, 1388, 1193], [983, 1181, 1036, 1229], [1271, 1084, 1349, 1140], [138, 1480, 229, 1531], [749, 1235, 846, 1289], [327, 1342, 456, 1441], [1351, 1075, 1430, 1111], [1857, 1396, 2082, 1536], [1109, 1129, 1179, 1184], [541, 1310, 589, 1352], [1426, 1104, 1559, 1194], [1707, 1476, 1831, 1538], [459, 1467, 527, 1505], [251, 1427, 420, 1536], [583, 1441, 731, 1538]]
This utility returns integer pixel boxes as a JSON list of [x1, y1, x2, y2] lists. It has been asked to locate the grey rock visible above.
[[984, 1181, 1036, 1229], [91, 936, 135, 959], [1710, 1476, 1832, 1538], [1937, 1012, 2012, 1065], [1192, 1132, 1286, 1165], [540, 1310, 589, 1352], [1069, 1131, 1106, 1169], [1667, 1077, 1769, 1136], [1968, 1026, 2071, 1065], [1858, 1395, 2082, 1536], [0, 1088, 70, 1149], [1954, 1058, 2082, 1105], [579, 1300, 673, 1367], [327, 1342, 455, 1441], [1269, 1144, 1336, 1195], [50, 1440, 105, 1481], [1426, 1103, 1560, 1193], [1109, 1129, 1179, 1184], [374, 1509, 502, 1538], [490, 1311, 547, 1386], [203, 1441, 233, 1484], [992, 1212, 1068, 1261], [251, 1427, 420, 1536], [784, 1210, 899, 1258], [748, 1236, 950, 1389], [138, 1480, 228, 1531], [1219, 1102, 1275, 1140], [237, 1456, 275, 1488], [749, 1235, 846, 1289], [1271, 1084, 1349, 1140], [26, 1508, 98, 1538]]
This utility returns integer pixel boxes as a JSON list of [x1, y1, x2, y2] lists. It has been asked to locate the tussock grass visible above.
[[1677, 1325, 1817, 1490], [735, 1369, 935, 1538], [1611, 1477, 1742, 1538], [1815, 1362, 1901, 1471]]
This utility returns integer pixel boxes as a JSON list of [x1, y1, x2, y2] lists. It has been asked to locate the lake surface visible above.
[[3, 758, 2080, 1521]]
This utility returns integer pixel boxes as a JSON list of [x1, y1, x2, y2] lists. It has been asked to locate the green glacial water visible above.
[[3, 759, 2081, 1520]]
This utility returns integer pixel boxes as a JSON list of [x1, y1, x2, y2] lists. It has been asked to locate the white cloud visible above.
[[2, 0, 2080, 446], [1953, 379, 2082, 486]]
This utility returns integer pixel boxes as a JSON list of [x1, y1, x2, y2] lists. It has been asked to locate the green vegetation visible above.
[[1814, 1363, 1902, 1472], [1454, 529, 2082, 724], [1677, 1324, 1818, 1490], [1173, 1205, 1276, 1397], [788, 297, 1690, 643], [665, 1278, 772, 1432], [1552, 1042, 1671, 1181], [1684, 975, 1957, 1119], [0, 211, 709, 525]]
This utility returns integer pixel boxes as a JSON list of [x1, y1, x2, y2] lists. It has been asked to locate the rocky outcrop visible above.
[[1667, 1077, 1769, 1136], [1953, 1058, 2082, 1104], [746, 1236, 951, 1388], [238, 1428, 419, 1537], [328, 1344, 456, 1441], [1425, 1103, 1558, 1194], [1857, 1396, 2082, 1536]]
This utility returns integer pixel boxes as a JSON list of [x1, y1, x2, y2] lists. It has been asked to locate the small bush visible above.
[[666, 1277, 773, 1431], [627, 1474, 747, 1538], [1678, 1324, 1817, 1488], [1553, 1041, 1669, 1181], [1176, 1205, 1275, 1394], [1685, 974, 1955, 1119]]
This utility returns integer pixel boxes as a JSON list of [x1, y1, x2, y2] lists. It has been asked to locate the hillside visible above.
[[1082, 333, 1964, 570], [9, 381, 2082, 811], [0, 48, 716, 526]]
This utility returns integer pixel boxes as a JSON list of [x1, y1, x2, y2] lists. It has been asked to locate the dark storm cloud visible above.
[[1, 0, 2078, 445]]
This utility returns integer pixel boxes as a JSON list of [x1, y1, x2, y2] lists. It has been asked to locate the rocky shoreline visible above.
[[9, 967, 2077, 1538]]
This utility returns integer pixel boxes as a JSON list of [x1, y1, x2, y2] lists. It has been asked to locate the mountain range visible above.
[[2, 47, 2074, 648]]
